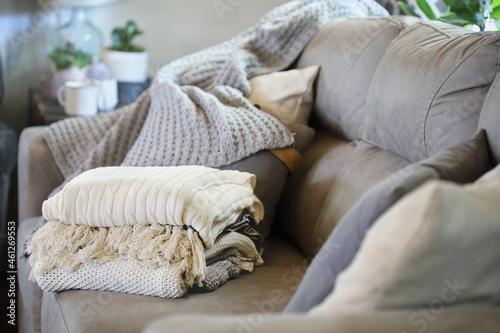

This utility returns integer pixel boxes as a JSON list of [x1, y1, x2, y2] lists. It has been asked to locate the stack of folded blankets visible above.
[[27, 165, 264, 298]]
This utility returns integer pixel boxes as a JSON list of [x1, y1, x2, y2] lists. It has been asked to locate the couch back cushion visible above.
[[277, 133, 410, 258], [296, 16, 418, 140], [309, 140, 409, 255], [275, 132, 356, 255], [364, 21, 500, 162]]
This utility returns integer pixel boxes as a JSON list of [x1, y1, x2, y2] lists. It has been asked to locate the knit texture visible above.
[[205, 230, 264, 272], [33, 258, 189, 299], [30, 216, 263, 298], [197, 248, 241, 292], [44, 0, 388, 182], [42, 166, 264, 248], [28, 166, 265, 297]]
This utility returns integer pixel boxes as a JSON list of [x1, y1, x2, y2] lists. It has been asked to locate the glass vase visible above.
[[53, 7, 102, 63]]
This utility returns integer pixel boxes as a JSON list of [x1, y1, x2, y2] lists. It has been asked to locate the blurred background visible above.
[[0, 0, 293, 134]]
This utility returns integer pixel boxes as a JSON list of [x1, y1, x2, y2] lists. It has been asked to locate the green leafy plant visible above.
[[399, 0, 500, 31], [48, 45, 93, 70], [109, 20, 145, 52]]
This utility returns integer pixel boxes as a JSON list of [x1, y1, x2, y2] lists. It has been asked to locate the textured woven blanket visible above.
[[41, 166, 263, 248], [28, 167, 264, 297], [44, 0, 388, 184], [30, 214, 263, 298]]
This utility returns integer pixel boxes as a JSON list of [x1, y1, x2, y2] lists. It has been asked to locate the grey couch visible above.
[[17, 16, 500, 333]]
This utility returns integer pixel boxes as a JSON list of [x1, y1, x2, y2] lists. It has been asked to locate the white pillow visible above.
[[310, 178, 500, 315], [248, 65, 319, 155], [248, 65, 320, 126]]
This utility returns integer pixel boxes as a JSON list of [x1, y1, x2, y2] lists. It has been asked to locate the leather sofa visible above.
[[17, 16, 500, 333]]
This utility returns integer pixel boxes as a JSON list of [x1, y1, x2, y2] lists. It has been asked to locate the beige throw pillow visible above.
[[248, 65, 320, 154], [310, 178, 500, 315], [249, 65, 320, 126]]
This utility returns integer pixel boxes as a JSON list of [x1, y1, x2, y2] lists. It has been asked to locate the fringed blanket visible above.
[[29, 213, 263, 298], [28, 167, 264, 298]]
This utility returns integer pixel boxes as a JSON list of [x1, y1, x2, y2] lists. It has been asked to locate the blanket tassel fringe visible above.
[[27, 221, 206, 287]]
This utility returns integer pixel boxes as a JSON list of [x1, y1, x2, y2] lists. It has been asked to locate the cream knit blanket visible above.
[[44, 0, 388, 182], [42, 166, 263, 248], [28, 166, 263, 292]]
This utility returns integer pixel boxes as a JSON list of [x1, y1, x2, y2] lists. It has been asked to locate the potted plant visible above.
[[40, 44, 93, 100], [101, 20, 148, 83], [399, 0, 500, 31], [48, 44, 93, 81]]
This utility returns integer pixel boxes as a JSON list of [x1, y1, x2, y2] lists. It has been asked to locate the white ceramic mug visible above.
[[57, 81, 98, 116], [94, 79, 118, 111]]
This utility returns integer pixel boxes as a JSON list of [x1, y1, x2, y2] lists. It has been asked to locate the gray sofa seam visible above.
[[422, 37, 497, 158]]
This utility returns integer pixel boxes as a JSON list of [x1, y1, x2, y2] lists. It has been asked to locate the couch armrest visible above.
[[18, 126, 64, 222], [143, 309, 500, 333]]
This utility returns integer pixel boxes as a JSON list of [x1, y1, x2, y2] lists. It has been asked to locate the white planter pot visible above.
[[51, 64, 88, 82], [101, 50, 148, 83]]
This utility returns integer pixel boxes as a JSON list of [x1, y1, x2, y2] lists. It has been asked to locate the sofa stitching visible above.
[[420, 27, 455, 159], [419, 21, 456, 38], [481, 43, 500, 130], [496, 40, 500, 78], [364, 20, 402, 145], [422, 36, 495, 158], [339, 19, 396, 140]]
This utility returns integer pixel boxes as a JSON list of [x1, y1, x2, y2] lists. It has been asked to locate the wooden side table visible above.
[[28, 79, 151, 126], [28, 88, 68, 126]]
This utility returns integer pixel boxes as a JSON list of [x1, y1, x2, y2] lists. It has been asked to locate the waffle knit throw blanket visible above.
[[27, 166, 264, 298], [44, 0, 388, 182]]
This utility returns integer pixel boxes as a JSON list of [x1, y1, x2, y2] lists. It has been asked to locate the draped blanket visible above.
[[44, 0, 388, 184]]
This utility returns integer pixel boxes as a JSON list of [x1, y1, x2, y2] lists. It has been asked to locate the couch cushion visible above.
[[296, 16, 418, 140], [364, 21, 500, 162], [311, 177, 500, 314], [40, 237, 306, 333], [275, 131, 356, 256], [310, 140, 409, 254], [277, 134, 410, 259], [285, 130, 490, 313]]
